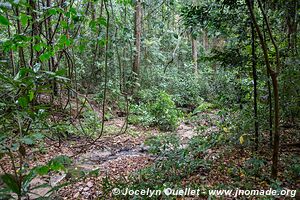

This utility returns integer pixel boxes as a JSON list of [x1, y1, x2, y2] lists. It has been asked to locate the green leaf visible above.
[[58, 35, 71, 47], [55, 69, 66, 76], [39, 52, 51, 61], [49, 162, 64, 171], [0, 174, 20, 195], [88, 169, 100, 177], [33, 43, 45, 52], [20, 14, 28, 26], [32, 133, 44, 140], [79, 44, 85, 52], [65, 38, 71, 46], [98, 17, 106, 26], [0, 15, 9, 25], [34, 166, 49, 175], [48, 8, 57, 15], [28, 90, 34, 101], [21, 136, 34, 145], [61, 20, 68, 28], [89, 20, 96, 29], [14, 68, 34, 80], [48, 155, 71, 171], [18, 96, 28, 108]]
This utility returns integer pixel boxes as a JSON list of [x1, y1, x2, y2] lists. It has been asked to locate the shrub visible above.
[[129, 90, 182, 131], [150, 91, 182, 131]]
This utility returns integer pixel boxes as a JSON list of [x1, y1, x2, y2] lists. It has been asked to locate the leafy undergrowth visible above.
[[0, 117, 159, 199], [1, 104, 299, 199], [98, 124, 299, 199]]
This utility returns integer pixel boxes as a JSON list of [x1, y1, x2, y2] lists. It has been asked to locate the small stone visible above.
[[73, 192, 80, 198], [86, 181, 93, 188], [82, 191, 90, 198]]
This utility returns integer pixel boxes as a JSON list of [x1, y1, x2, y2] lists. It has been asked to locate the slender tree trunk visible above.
[[6, 13, 15, 75], [250, 6, 259, 150], [203, 30, 209, 51], [132, 0, 142, 88], [246, 0, 280, 178], [271, 76, 280, 178], [99, 1, 109, 138], [262, 1, 273, 147], [46, 0, 58, 95], [267, 71, 273, 146], [286, 0, 298, 53], [293, 0, 298, 54], [29, 0, 40, 68], [15, 7, 26, 68], [191, 36, 198, 74], [91, 0, 104, 87]]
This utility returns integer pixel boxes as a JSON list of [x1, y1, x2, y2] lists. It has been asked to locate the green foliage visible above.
[[129, 91, 182, 131], [0, 67, 71, 199], [144, 134, 180, 155], [141, 66, 212, 107], [244, 157, 267, 177], [0, 15, 9, 25], [285, 156, 300, 180], [0, 155, 71, 199], [0, 0, 299, 198], [129, 103, 155, 127], [290, 163, 300, 179], [151, 91, 182, 131], [193, 101, 216, 114]]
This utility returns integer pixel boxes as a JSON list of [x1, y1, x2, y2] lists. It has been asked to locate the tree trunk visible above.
[[6, 13, 15, 75], [132, 0, 142, 87], [15, 7, 26, 68], [267, 71, 273, 147], [250, 11, 259, 151], [191, 36, 198, 74], [271, 75, 280, 178], [286, 0, 298, 53], [29, 0, 38, 68], [203, 30, 209, 51], [246, 0, 280, 178]]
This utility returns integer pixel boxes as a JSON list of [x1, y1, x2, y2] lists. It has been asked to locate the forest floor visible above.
[[1, 107, 299, 199], [33, 116, 207, 199]]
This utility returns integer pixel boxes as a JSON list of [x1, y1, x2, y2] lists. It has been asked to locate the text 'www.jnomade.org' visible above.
[[111, 187, 297, 198]]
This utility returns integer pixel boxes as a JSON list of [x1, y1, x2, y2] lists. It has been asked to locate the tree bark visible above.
[[15, 7, 26, 68], [262, 1, 273, 147], [192, 36, 198, 74], [250, 5, 259, 151], [29, 0, 38, 68], [6, 12, 15, 75], [132, 0, 142, 86], [203, 30, 209, 51]]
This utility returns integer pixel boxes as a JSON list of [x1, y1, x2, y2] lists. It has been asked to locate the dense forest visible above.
[[0, 0, 299, 199]]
